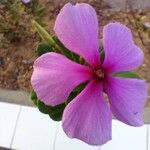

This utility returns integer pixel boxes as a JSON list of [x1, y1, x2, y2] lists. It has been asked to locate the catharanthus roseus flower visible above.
[[31, 3, 148, 145], [144, 22, 150, 28], [21, 0, 31, 4]]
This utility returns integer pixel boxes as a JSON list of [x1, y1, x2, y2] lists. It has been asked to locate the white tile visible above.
[[148, 125, 150, 150], [100, 120, 147, 150], [11, 106, 58, 150], [54, 123, 98, 150], [0, 102, 21, 148]]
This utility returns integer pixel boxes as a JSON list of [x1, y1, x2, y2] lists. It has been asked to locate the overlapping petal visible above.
[[62, 80, 112, 145], [104, 76, 148, 126], [54, 3, 100, 68], [102, 23, 144, 73], [31, 52, 93, 106]]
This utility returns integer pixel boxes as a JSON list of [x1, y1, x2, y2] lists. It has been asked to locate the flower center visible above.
[[95, 69, 105, 80]]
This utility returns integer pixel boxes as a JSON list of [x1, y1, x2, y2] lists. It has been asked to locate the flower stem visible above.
[[31, 20, 64, 54]]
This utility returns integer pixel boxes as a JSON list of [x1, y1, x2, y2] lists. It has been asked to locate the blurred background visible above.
[[0, 0, 150, 106], [0, 0, 150, 103], [0, 1, 150, 150]]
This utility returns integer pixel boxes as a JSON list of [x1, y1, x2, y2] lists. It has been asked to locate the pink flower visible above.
[[21, 0, 31, 4], [31, 3, 148, 145]]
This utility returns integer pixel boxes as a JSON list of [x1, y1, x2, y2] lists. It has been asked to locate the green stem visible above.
[[31, 20, 63, 54]]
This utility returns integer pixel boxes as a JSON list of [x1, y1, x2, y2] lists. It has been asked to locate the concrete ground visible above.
[[0, 89, 33, 106]]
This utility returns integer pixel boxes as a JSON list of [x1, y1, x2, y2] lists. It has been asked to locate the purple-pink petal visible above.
[[104, 76, 148, 126], [21, 0, 31, 4], [31, 52, 93, 106], [62, 80, 112, 145], [102, 23, 144, 73], [54, 3, 100, 68]]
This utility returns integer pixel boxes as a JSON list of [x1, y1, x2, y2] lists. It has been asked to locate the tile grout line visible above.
[[146, 125, 149, 150], [98, 146, 101, 150], [52, 123, 59, 150], [9, 106, 22, 148]]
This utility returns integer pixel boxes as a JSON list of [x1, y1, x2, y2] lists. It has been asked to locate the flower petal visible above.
[[62, 80, 112, 145], [102, 23, 144, 73], [31, 52, 93, 106], [54, 3, 100, 68], [104, 76, 148, 126]]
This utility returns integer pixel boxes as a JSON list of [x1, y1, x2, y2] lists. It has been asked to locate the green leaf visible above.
[[30, 82, 88, 121], [36, 42, 52, 56], [30, 90, 66, 121], [30, 90, 38, 106], [73, 82, 87, 93], [48, 104, 66, 121], [38, 100, 66, 121], [100, 49, 105, 64], [65, 82, 88, 104], [32, 20, 56, 47], [113, 71, 141, 79], [37, 100, 52, 114], [52, 36, 80, 63]]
